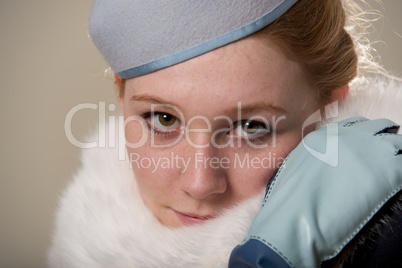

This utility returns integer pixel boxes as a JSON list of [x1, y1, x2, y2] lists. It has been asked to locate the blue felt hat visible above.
[[89, 0, 297, 78]]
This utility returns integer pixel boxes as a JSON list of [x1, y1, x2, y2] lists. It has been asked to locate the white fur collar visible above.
[[333, 77, 402, 129], [48, 141, 265, 267], [48, 77, 402, 267]]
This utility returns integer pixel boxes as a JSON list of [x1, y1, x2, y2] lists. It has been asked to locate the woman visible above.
[[49, 0, 402, 267]]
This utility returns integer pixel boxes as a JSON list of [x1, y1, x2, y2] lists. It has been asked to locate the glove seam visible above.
[[249, 235, 295, 268], [262, 155, 291, 207]]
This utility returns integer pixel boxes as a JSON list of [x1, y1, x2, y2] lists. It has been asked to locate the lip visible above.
[[173, 210, 214, 226]]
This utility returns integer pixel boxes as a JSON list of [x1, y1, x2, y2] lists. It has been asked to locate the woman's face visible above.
[[121, 37, 319, 228]]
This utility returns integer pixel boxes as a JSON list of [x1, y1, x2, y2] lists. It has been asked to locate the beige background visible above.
[[0, 1, 401, 267]]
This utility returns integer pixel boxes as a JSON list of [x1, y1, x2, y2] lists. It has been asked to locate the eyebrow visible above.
[[131, 94, 180, 107], [228, 102, 287, 115], [131, 94, 287, 115]]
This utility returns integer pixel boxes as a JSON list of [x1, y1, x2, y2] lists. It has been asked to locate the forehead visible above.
[[125, 36, 311, 114]]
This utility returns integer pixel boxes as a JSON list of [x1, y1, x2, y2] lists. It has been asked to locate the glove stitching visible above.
[[376, 133, 396, 137], [249, 235, 295, 268], [341, 118, 367, 128], [262, 156, 291, 207]]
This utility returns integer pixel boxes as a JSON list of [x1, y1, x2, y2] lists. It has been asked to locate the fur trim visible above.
[[328, 77, 402, 130], [48, 77, 402, 267], [48, 144, 265, 267]]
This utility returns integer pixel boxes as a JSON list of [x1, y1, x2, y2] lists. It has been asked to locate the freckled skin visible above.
[[121, 36, 319, 228]]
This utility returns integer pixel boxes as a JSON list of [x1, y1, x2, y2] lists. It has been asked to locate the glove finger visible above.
[[374, 125, 400, 135], [376, 133, 402, 155]]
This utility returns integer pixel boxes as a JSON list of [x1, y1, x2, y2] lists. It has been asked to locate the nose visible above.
[[179, 145, 228, 200]]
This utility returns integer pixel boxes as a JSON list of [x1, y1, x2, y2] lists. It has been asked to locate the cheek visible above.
[[226, 151, 283, 197], [122, 110, 182, 207], [128, 147, 179, 197], [228, 167, 272, 198], [228, 130, 304, 196], [124, 117, 149, 146], [127, 140, 188, 216]]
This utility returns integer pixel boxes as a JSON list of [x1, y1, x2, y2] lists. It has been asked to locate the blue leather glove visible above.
[[229, 117, 402, 268]]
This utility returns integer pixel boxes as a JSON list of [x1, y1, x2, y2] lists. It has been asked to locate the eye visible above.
[[155, 113, 177, 127], [234, 120, 270, 139], [145, 112, 181, 133]]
